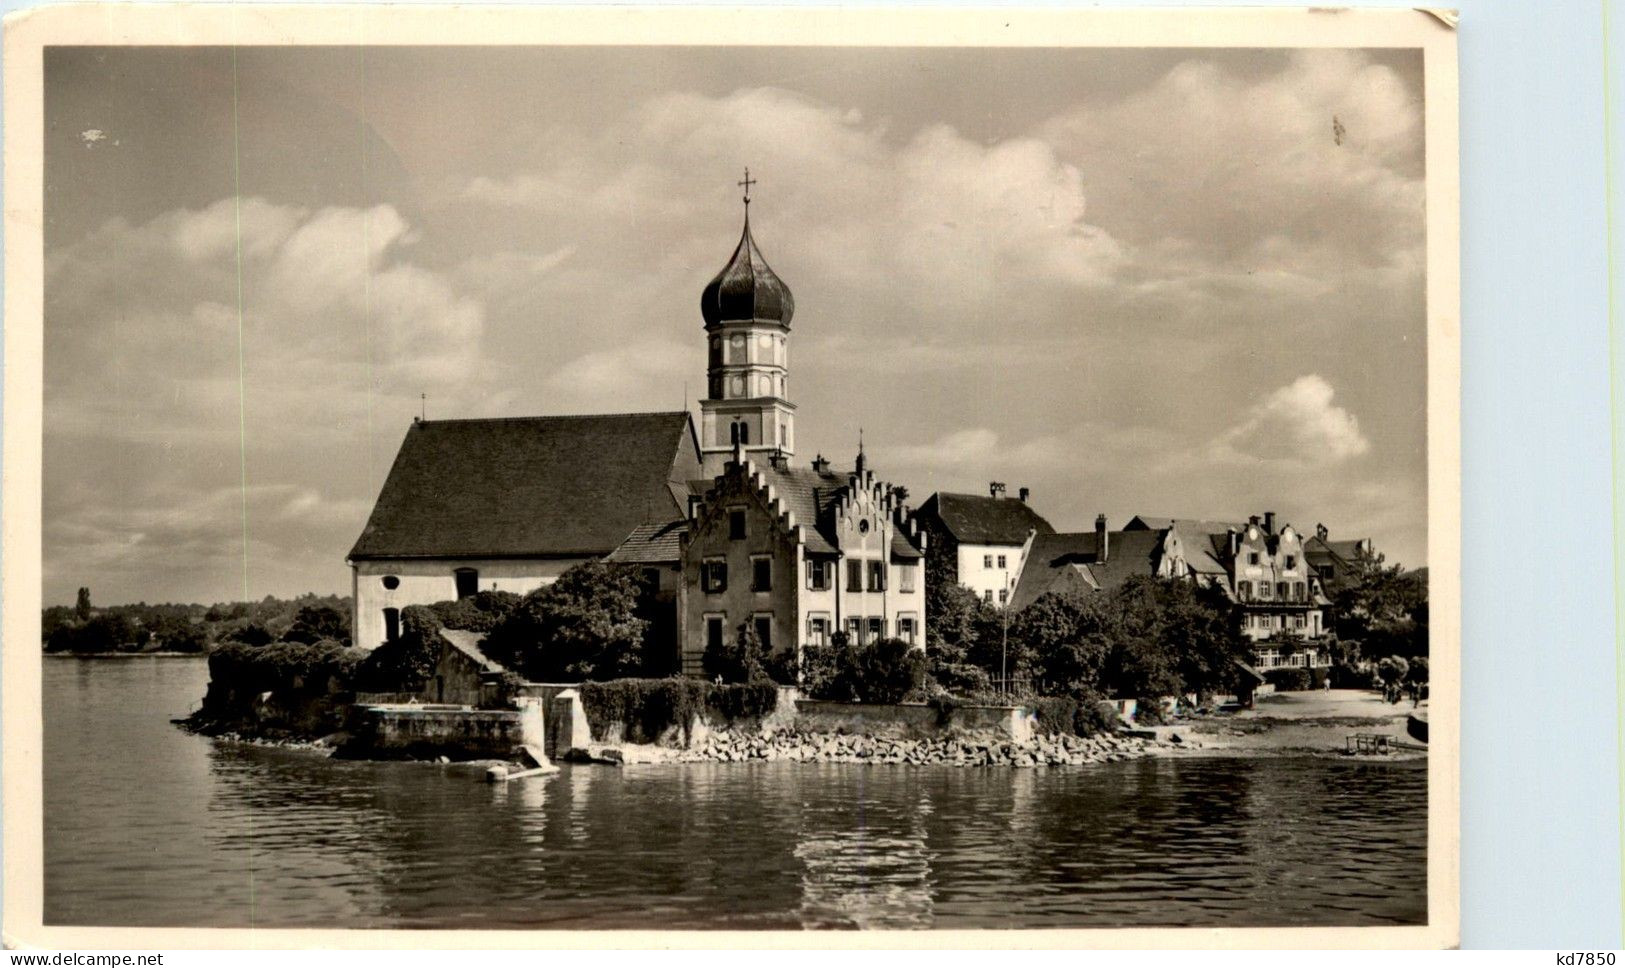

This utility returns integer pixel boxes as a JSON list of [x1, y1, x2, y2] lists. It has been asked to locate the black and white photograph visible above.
[[3, 5, 1460, 948]]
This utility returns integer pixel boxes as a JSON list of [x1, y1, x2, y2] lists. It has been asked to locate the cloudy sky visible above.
[[43, 45, 1427, 606]]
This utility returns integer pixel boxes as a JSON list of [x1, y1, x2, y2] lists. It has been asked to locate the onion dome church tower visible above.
[[698, 170, 796, 476]]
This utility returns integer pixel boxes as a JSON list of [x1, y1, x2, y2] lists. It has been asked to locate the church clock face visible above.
[[858, 519, 870, 535]]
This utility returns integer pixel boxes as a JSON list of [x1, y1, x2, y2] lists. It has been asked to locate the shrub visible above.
[[1134, 696, 1169, 726], [1265, 667, 1312, 692], [706, 681, 781, 722], [1307, 667, 1329, 690], [1073, 692, 1121, 736], [928, 660, 993, 699], [854, 638, 926, 704], [762, 648, 800, 687], [1031, 696, 1079, 736], [800, 635, 860, 702], [1031, 689, 1121, 736], [704, 621, 771, 683]]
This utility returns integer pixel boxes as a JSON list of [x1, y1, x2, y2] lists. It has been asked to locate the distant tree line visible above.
[[43, 588, 353, 654]]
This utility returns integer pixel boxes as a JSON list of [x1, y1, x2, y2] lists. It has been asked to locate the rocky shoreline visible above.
[[561, 727, 1165, 767]]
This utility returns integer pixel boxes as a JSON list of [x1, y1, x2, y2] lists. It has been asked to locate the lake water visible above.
[[43, 656, 1427, 930]]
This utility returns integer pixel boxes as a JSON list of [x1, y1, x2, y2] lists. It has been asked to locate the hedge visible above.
[[1030, 692, 1120, 737], [207, 639, 367, 693], [579, 678, 783, 745]]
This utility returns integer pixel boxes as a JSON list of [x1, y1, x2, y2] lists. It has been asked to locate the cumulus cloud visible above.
[[43, 198, 494, 602], [1214, 375, 1371, 464], [543, 338, 699, 409], [459, 86, 1124, 333]]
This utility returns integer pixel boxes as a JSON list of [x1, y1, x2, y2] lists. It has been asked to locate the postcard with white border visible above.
[[3, 4, 1460, 950]]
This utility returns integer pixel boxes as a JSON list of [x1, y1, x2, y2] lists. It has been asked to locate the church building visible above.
[[347, 412, 700, 650], [351, 175, 926, 671]]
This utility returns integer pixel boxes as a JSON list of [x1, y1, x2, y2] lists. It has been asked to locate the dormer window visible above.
[[1285, 554, 1297, 570]]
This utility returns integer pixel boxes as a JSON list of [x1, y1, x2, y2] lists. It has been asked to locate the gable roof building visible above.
[[350, 411, 700, 561], [916, 489, 1055, 607], [348, 411, 703, 649]]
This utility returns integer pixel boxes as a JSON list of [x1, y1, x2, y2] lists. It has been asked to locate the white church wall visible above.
[[351, 556, 590, 650]]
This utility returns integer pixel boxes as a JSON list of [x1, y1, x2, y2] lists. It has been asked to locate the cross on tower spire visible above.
[[738, 167, 756, 207]]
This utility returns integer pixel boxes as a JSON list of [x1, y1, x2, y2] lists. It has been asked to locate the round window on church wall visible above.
[[858, 519, 870, 534], [381, 575, 400, 590]]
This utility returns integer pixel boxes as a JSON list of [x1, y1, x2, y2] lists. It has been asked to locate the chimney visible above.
[[1095, 513, 1109, 563], [1248, 514, 1261, 530], [812, 454, 830, 475], [989, 481, 1006, 499], [1018, 487, 1030, 503], [1316, 522, 1329, 540], [1264, 511, 1276, 534], [1228, 529, 1239, 556]]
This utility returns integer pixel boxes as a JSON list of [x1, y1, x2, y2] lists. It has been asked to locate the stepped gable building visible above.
[[610, 188, 928, 674], [1013, 512, 1336, 670], [673, 444, 927, 677], [916, 487, 1054, 607], [347, 411, 701, 649]]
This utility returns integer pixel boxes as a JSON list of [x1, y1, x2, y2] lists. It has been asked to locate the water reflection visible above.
[[45, 659, 1427, 930]]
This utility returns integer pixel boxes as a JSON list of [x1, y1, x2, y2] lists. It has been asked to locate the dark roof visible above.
[[1125, 515, 1242, 534], [606, 520, 689, 565], [1009, 529, 1165, 610], [754, 463, 847, 555], [919, 492, 1055, 545], [440, 629, 508, 674], [349, 412, 701, 560], [700, 213, 794, 328], [1304, 536, 1369, 565]]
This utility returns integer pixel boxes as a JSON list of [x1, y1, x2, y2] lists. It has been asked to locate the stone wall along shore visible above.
[[671, 727, 1156, 767]]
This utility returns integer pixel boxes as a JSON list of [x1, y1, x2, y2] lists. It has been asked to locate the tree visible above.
[[1006, 591, 1111, 697], [281, 603, 351, 645], [355, 605, 444, 692], [704, 620, 771, 683], [1328, 550, 1428, 660], [75, 587, 92, 619], [1106, 576, 1248, 701], [484, 561, 648, 681], [224, 622, 274, 647], [1375, 655, 1411, 703]]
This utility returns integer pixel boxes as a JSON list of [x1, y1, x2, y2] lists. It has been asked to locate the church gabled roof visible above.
[[700, 211, 794, 328], [348, 411, 701, 561]]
